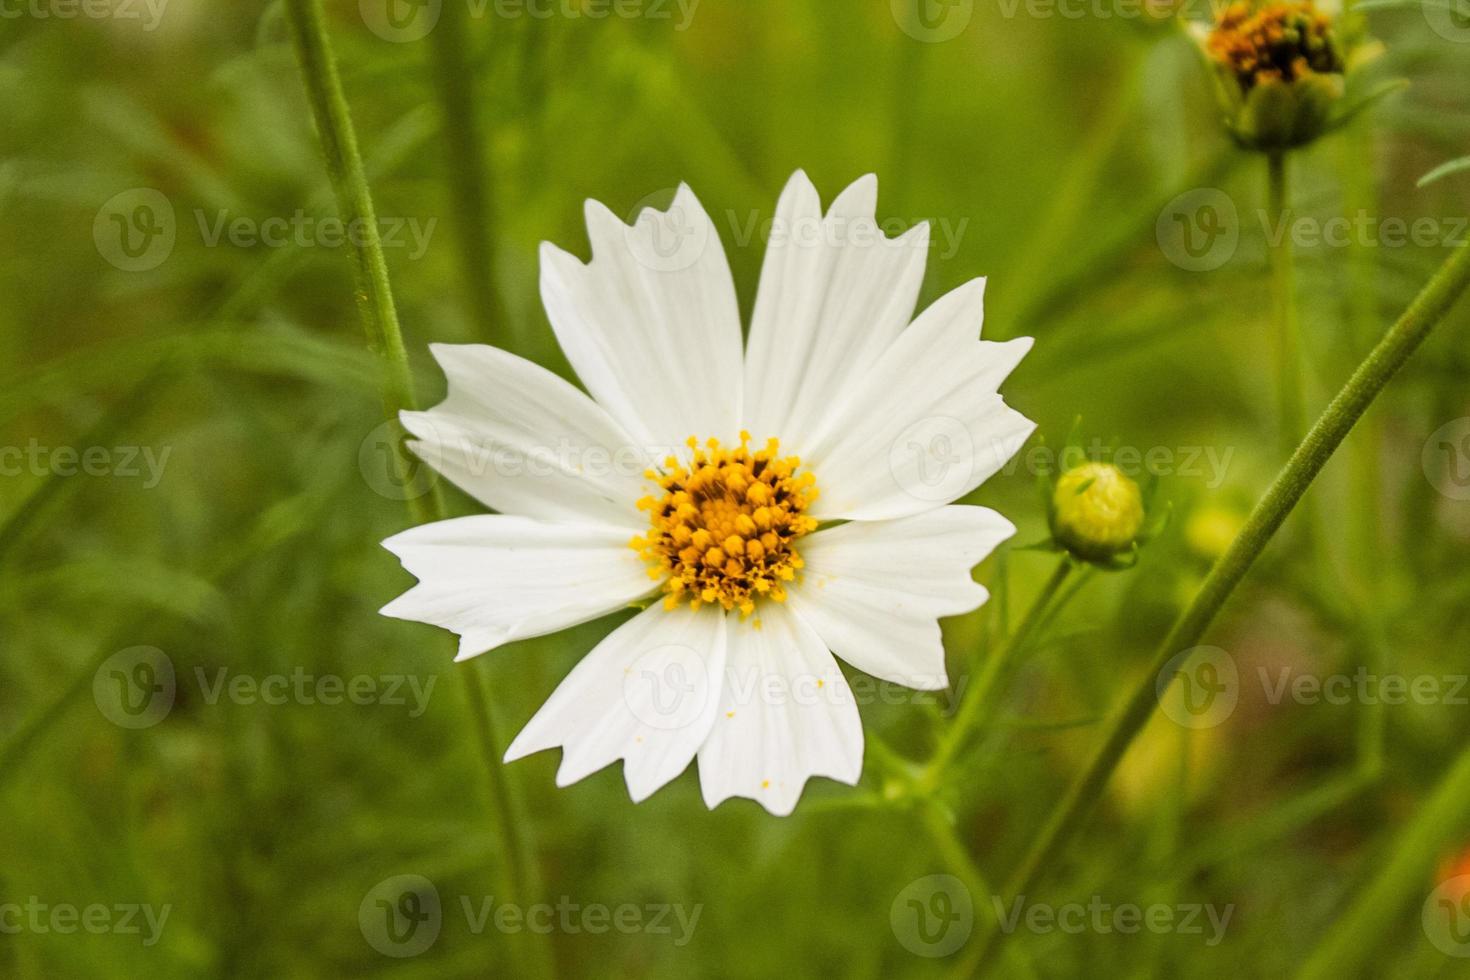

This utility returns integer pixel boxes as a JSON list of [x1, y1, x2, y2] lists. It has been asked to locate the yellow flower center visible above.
[[1207, 1, 1344, 90], [632, 433, 819, 616]]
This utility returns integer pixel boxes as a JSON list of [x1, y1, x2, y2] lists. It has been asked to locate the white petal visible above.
[[401, 344, 648, 528], [696, 603, 863, 816], [788, 506, 1016, 690], [504, 604, 728, 803], [539, 184, 743, 450], [742, 172, 930, 453], [804, 279, 1036, 521], [380, 515, 652, 661]]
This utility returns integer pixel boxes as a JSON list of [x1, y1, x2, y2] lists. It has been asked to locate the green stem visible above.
[[917, 804, 1040, 980], [1294, 743, 1470, 980], [922, 559, 1074, 788], [0, 363, 171, 567], [1342, 120, 1389, 774], [955, 233, 1470, 975], [284, 3, 552, 977], [1268, 150, 1332, 621], [428, 0, 510, 341], [1005, 59, 1143, 322], [1168, 770, 1376, 882], [284, 0, 422, 513], [1013, 151, 1241, 338], [0, 479, 339, 786], [1267, 151, 1306, 461]]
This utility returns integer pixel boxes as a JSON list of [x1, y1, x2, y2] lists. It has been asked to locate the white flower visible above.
[[380, 171, 1035, 815]]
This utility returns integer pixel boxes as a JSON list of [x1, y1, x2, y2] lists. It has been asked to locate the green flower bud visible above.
[[1051, 462, 1145, 562], [1193, 0, 1353, 153]]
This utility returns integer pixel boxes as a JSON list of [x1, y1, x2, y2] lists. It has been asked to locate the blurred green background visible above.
[[3, 0, 1470, 976]]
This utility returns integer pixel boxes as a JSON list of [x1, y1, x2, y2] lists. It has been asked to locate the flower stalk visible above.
[[1295, 740, 1470, 980], [428, 0, 511, 341], [954, 232, 1470, 974], [922, 557, 1075, 790], [1267, 151, 1307, 459], [284, 2, 552, 976]]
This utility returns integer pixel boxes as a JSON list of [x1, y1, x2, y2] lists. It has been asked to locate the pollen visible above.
[[634, 432, 818, 615], [1206, 1, 1344, 90]]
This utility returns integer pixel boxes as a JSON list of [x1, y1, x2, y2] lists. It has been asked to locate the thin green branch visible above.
[[283, 0, 433, 522], [0, 364, 171, 567], [916, 803, 1040, 980], [0, 480, 338, 784], [1295, 742, 1470, 979], [428, 0, 510, 340], [922, 558, 1074, 789], [955, 233, 1470, 975], [1267, 151, 1307, 461], [283, 3, 551, 976]]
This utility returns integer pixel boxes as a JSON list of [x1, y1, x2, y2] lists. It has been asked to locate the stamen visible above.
[[1207, 1, 1344, 90], [634, 432, 819, 615]]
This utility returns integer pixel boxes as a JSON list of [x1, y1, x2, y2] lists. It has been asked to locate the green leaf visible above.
[[1322, 78, 1411, 138], [1418, 155, 1470, 188]]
